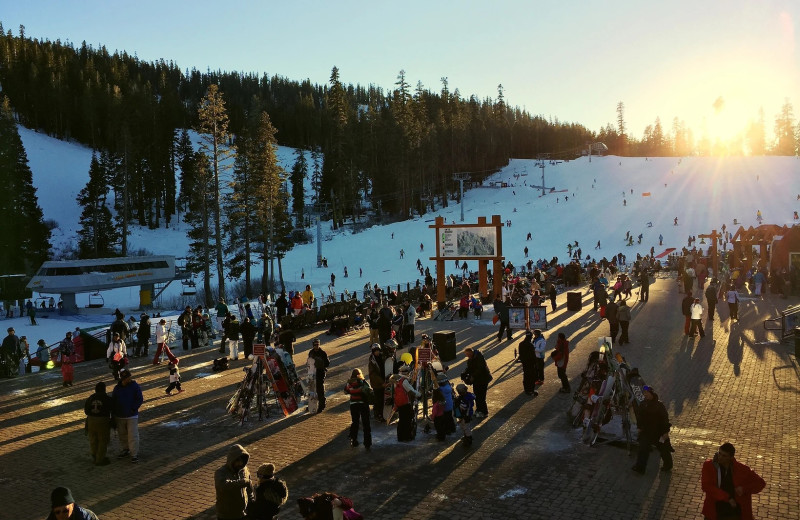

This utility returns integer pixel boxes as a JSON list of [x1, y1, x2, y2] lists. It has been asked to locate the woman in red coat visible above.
[[702, 442, 765, 520]]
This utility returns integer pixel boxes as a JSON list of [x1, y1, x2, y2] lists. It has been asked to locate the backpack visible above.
[[360, 380, 374, 405], [393, 378, 410, 406]]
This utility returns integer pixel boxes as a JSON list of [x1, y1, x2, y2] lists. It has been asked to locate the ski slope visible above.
[[11, 125, 800, 344]]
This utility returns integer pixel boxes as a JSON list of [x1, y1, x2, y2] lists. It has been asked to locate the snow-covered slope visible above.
[[20, 125, 800, 313]]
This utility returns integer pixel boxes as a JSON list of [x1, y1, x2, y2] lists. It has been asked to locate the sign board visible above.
[[528, 306, 548, 330], [253, 344, 266, 357], [509, 307, 527, 329], [417, 347, 433, 365], [439, 226, 498, 258]]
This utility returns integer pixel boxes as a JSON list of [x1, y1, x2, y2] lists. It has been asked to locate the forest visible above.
[[0, 23, 797, 293]]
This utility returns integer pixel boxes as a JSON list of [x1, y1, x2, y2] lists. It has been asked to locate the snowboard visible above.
[[264, 356, 298, 416], [273, 346, 305, 401], [305, 356, 319, 414]]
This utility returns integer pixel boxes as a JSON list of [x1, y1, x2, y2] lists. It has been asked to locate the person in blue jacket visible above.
[[113, 368, 144, 463], [437, 372, 457, 434]]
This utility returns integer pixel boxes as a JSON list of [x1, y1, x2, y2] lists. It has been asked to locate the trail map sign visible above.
[[440, 226, 498, 258], [429, 215, 505, 305]]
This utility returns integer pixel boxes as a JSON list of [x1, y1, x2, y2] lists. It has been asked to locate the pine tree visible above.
[[746, 108, 766, 156], [77, 153, 120, 258], [184, 152, 215, 305], [175, 128, 195, 214], [225, 133, 260, 296], [290, 148, 308, 226], [616, 101, 628, 156], [773, 98, 797, 155], [0, 95, 51, 273], [197, 84, 235, 299], [248, 111, 286, 295]]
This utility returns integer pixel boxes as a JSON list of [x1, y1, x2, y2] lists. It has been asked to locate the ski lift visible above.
[[88, 292, 104, 308], [181, 279, 197, 296]]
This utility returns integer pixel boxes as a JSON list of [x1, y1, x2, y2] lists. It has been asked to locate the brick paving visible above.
[[1, 276, 798, 519]]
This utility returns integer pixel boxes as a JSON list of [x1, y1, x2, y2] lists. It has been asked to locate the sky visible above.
[[2, 1, 799, 144]]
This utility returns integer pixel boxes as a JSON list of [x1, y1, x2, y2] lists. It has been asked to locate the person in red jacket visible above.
[[701, 442, 765, 520]]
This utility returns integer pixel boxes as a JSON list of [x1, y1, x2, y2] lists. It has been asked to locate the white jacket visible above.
[[156, 323, 168, 343], [533, 336, 548, 359], [690, 302, 703, 320], [106, 340, 127, 358]]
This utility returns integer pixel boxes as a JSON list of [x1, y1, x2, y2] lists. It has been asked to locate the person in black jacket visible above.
[[308, 339, 330, 412], [463, 347, 492, 418], [275, 291, 288, 322], [517, 330, 537, 395], [46, 487, 99, 520], [639, 269, 650, 302], [377, 301, 393, 345], [136, 313, 151, 358], [705, 280, 718, 320], [681, 291, 694, 335], [494, 298, 512, 341], [247, 463, 288, 520], [631, 385, 673, 474], [240, 317, 256, 358], [84, 381, 114, 466]]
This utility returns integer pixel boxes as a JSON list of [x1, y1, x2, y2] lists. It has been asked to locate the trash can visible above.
[[794, 327, 800, 359], [567, 291, 582, 311], [433, 331, 457, 362]]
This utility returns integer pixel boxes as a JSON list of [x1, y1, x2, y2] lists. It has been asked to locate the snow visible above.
[[13, 125, 800, 348]]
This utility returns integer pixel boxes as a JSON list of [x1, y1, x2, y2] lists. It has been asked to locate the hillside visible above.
[[20, 125, 800, 311]]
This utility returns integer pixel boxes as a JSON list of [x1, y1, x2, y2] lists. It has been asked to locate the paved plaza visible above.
[[1, 276, 798, 519]]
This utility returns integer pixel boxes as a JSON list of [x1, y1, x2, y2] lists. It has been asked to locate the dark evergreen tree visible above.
[[184, 152, 215, 305], [77, 153, 119, 258], [0, 96, 51, 273], [175, 128, 195, 214], [773, 98, 797, 156], [290, 147, 308, 226], [225, 133, 259, 296]]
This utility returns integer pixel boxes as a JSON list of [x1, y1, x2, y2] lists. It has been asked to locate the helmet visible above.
[[371, 343, 381, 352], [456, 383, 467, 393], [383, 338, 398, 350], [436, 372, 449, 384], [398, 365, 411, 374]]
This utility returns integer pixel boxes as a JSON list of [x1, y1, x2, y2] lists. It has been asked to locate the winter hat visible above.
[[436, 372, 449, 384], [371, 344, 381, 352], [50, 487, 75, 508], [398, 365, 411, 375], [119, 368, 132, 379], [456, 383, 468, 393], [257, 463, 275, 478], [524, 330, 533, 338]]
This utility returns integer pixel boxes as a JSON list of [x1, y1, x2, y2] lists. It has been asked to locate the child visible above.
[[453, 383, 475, 445], [165, 359, 184, 395], [470, 296, 483, 319], [431, 388, 447, 441]]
